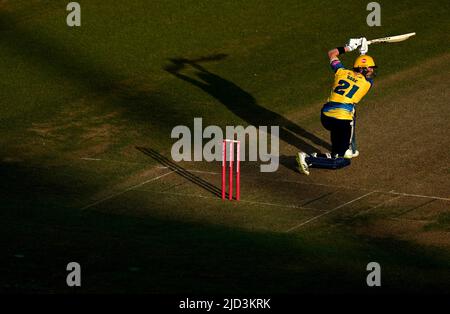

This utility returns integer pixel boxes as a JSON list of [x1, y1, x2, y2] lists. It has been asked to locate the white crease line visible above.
[[389, 217, 433, 223], [80, 157, 145, 165], [81, 171, 175, 210], [134, 190, 321, 211], [286, 191, 375, 233], [144, 191, 218, 200], [79, 157, 219, 175], [79, 157, 450, 202], [280, 179, 450, 202], [385, 191, 450, 202], [353, 195, 404, 218], [154, 166, 219, 175], [239, 199, 320, 211]]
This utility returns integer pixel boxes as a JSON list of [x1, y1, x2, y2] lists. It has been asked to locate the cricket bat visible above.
[[367, 32, 416, 45]]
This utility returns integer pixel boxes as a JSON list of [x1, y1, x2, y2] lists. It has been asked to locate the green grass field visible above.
[[1, 0, 449, 294]]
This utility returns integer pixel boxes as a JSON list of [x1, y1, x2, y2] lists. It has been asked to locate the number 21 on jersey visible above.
[[333, 79, 359, 99]]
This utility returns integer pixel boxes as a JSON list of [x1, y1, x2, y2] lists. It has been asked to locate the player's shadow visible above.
[[278, 155, 301, 173], [164, 57, 331, 154], [136, 146, 224, 198]]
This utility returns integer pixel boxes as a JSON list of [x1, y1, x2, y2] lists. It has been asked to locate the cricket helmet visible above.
[[354, 55, 377, 78], [353, 55, 377, 68]]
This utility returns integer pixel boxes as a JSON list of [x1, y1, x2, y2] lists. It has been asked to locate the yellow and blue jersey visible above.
[[322, 60, 373, 120]]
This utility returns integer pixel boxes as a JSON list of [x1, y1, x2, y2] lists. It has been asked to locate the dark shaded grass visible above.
[[1, 161, 449, 294], [2, 201, 450, 294]]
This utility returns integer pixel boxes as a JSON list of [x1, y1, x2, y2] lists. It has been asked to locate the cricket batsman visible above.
[[297, 37, 377, 175]]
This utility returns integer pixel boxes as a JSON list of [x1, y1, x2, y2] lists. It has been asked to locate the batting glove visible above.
[[346, 38, 362, 52], [359, 37, 368, 55]]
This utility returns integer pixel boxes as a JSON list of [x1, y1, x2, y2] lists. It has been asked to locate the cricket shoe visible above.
[[296, 152, 310, 176], [344, 149, 359, 159]]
